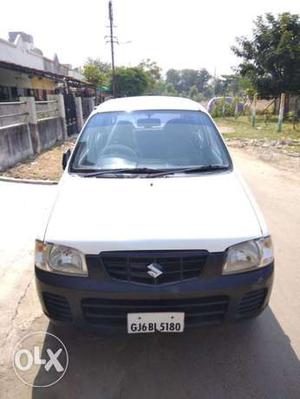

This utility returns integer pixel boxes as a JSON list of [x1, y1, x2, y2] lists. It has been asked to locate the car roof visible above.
[[95, 96, 208, 114]]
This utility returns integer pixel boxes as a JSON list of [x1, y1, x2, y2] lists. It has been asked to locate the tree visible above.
[[83, 58, 111, 87], [189, 85, 199, 100], [166, 68, 211, 96], [138, 59, 162, 83], [232, 13, 300, 97], [194, 69, 211, 92], [157, 82, 178, 96], [166, 69, 181, 91], [179, 69, 197, 93], [163, 83, 178, 96], [114, 67, 150, 97], [138, 59, 163, 94], [85, 58, 111, 74], [214, 74, 250, 96], [83, 64, 104, 87], [213, 77, 226, 96]]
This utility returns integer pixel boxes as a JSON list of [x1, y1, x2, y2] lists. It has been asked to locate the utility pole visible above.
[[108, 0, 116, 97], [213, 67, 216, 98], [277, 92, 286, 133], [251, 93, 257, 128]]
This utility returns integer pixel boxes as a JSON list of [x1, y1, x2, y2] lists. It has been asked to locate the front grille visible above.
[[238, 288, 267, 316], [81, 296, 229, 326], [101, 250, 208, 285], [43, 292, 72, 321]]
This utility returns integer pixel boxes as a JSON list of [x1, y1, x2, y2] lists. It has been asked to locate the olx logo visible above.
[[13, 332, 69, 387], [14, 346, 64, 372]]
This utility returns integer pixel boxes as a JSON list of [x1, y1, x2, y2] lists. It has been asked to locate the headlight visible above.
[[35, 240, 88, 276], [223, 236, 273, 275]]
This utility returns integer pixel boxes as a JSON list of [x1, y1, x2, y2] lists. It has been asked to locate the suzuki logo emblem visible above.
[[147, 263, 163, 278]]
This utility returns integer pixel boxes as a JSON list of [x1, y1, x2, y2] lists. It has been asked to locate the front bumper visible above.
[[35, 262, 274, 332]]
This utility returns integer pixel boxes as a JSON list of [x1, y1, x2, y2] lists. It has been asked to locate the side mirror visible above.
[[62, 149, 71, 170]]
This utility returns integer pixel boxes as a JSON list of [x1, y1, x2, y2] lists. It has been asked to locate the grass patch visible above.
[[215, 116, 300, 141], [284, 144, 300, 153]]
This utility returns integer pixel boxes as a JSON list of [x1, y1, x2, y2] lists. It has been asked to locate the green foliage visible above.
[[213, 74, 253, 98], [211, 98, 236, 118], [264, 109, 273, 125], [83, 58, 111, 87], [147, 81, 178, 96], [114, 67, 150, 97], [86, 58, 111, 74], [83, 64, 104, 86], [165, 69, 181, 91], [286, 111, 299, 130], [210, 104, 222, 118], [166, 68, 211, 97], [138, 59, 162, 92], [164, 69, 250, 100], [82, 53, 255, 101], [232, 12, 300, 97], [216, 116, 300, 143], [160, 82, 178, 96], [82, 56, 254, 101], [189, 85, 199, 100], [224, 103, 236, 117]]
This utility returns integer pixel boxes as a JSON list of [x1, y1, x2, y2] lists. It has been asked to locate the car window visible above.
[[70, 110, 231, 171]]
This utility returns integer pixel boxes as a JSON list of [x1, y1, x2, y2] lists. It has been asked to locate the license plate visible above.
[[127, 312, 185, 334]]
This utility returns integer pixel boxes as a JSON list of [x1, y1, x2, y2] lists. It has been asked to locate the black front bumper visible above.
[[35, 263, 274, 332]]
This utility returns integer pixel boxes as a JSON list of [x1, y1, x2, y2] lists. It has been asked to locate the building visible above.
[[0, 32, 97, 172], [0, 31, 94, 101]]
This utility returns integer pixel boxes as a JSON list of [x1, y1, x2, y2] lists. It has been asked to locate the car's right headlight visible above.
[[35, 240, 88, 276], [223, 236, 273, 275]]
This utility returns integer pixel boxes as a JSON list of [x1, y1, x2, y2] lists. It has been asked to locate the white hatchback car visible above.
[[35, 96, 274, 333]]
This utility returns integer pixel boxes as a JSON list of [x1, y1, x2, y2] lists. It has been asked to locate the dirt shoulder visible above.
[[1, 138, 76, 181], [227, 141, 300, 174]]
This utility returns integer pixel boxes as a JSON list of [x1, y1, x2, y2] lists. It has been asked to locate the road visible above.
[[0, 148, 300, 399]]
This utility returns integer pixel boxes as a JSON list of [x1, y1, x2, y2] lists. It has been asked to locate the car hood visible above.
[[44, 171, 264, 254]]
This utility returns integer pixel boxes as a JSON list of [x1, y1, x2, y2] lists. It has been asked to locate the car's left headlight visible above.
[[223, 236, 273, 275], [35, 240, 88, 276]]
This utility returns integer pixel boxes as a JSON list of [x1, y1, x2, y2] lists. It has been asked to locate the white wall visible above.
[[0, 36, 44, 70], [68, 69, 85, 81], [0, 32, 86, 83]]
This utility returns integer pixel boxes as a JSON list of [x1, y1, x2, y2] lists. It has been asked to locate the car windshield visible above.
[[70, 110, 231, 173]]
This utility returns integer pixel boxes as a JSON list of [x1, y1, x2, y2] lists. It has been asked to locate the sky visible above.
[[0, 0, 299, 76]]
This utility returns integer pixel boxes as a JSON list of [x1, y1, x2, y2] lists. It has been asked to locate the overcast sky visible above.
[[1, 0, 299, 76]]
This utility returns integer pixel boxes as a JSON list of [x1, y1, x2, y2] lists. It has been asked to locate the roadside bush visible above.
[[286, 112, 299, 130], [211, 100, 235, 118], [264, 109, 273, 125]]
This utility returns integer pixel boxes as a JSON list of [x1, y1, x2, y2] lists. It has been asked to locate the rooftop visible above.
[[0, 31, 85, 82], [97, 96, 207, 113]]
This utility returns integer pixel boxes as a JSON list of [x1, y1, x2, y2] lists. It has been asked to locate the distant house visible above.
[[0, 31, 94, 101]]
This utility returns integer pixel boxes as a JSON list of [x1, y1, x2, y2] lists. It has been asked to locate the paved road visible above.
[[0, 149, 300, 399]]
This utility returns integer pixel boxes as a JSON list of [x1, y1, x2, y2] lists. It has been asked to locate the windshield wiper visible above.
[[78, 165, 229, 178], [80, 167, 164, 177], [147, 164, 230, 178]]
